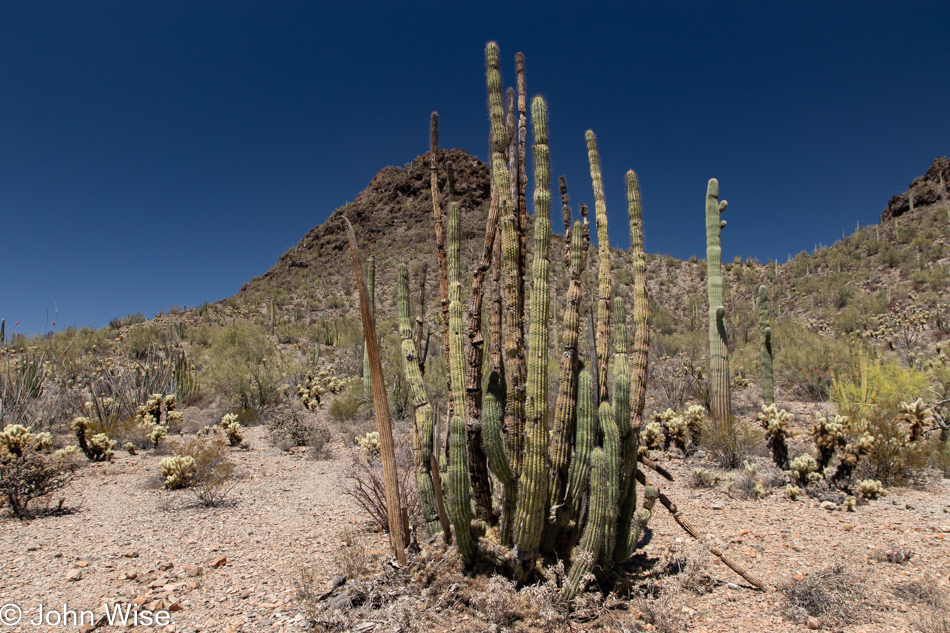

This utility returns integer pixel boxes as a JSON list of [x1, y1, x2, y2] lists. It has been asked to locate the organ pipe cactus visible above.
[[705, 179, 731, 422], [382, 40, 773, 598], [757, 285, 774, 405]]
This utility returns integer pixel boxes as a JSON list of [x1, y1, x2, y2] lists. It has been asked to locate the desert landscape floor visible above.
[[1, 421, 949, 633]]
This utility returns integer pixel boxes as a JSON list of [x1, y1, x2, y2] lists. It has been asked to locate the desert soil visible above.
[[1, 417, 949, 633]]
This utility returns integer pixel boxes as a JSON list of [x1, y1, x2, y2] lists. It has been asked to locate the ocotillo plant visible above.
[[757, 284, 773, 405], [399, 41, 662, 596], [705, 179, 731, 422]]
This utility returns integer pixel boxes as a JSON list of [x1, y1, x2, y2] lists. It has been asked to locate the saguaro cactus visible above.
[[705, 179, 731, 422], [757, 285, 773, 405]]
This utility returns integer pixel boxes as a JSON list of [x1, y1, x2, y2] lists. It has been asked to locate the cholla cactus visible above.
[[53, 445, 80, 460], [789, 453, 821, 487], [219, 413, 243, 446], [88, 434, 117, 461], [125, 442, 137, 455], [810, 413, 848, 470], [832, 427, 876, 487], [160, 455, 196, 489], [0, 425, 52, 458], [135, 393, 178, 447], [148, 424, 167, 447], [897, 398, 933, 442], [785, 484, 802, 500], [640, 421, 666, 451], [355, 431, 380, 456], [856, 479, 885, 500], [844, 495, 856, 511], [683, 405, 705, 448], [757, 404, 792, 469], [70, 417, 115, 462], [296, 372, 325, 410]]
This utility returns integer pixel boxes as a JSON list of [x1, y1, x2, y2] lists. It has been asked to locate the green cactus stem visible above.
[[397, 264, 442, 536], [448, 414, 476, 565], [586, 131, 612, 403], [705, 178, 731, 422], [513, 96, 552, 560], [563, 447, 609, 601], [757, 285, 774, 405], [565, 369, 595, 516]]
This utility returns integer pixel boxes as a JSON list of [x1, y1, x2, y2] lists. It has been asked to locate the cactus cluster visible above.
[[134, 393, 180, 447], [757, 403, 792, 469], [390, 42, 662, 595], [296, 367, 346, 411], [160, 455, 196, 489], [219, 413, 244, 446], [643, 406, 704, 453], [856, 478, 885, 499], [70, 416, 116, 462], [355, 431, 381, 456]]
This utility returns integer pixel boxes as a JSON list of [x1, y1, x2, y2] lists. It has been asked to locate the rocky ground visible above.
[[1, 414, 949, 633]]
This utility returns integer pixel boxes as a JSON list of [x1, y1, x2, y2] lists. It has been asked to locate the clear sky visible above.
[[2, 1, 948, 337]]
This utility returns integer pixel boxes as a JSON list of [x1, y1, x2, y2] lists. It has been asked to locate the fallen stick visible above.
[[636, 468, 767, 590]]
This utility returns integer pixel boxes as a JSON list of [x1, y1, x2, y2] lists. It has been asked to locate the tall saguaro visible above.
[[705, 179, 731, 422]]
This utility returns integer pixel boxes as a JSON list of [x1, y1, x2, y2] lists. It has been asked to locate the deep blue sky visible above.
[[2, 2, 948, 336]]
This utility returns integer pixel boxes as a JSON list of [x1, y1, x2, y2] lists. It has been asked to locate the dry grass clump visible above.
[[781, 561, 866, 626], [891, 577, 950, 633], [699, 416, 762, 469], [267, 408, 332, 459], [634, 580, 683, 633]]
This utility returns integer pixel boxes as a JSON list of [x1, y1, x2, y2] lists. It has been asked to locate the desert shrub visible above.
[[166, 434, 237, 507], [782, 562, 866, 626], [267, 409, 332, 458], [332, 525, 371, 579], [690, 467, 720, 489], [203, 322, 293, 413], [0, 424, 75, 518], [699, 415, 762, 469], [773, 320, 848, 400], [727, 460, 768, 500], [648, 298, 675, 336], [329, 382, 363, 422], [341, 434, 421, 534]]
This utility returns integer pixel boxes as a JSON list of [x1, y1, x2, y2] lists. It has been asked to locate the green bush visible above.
[[773, 320, 848, 400], [203, 323, 295, 413], [329, 382, 363, 422]]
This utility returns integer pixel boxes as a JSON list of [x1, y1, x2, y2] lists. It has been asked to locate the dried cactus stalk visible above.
[[363, 254, 375, 403]]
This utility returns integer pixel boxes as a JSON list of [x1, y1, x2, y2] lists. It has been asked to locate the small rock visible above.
[[711, 502, 724, 510], [67, 569, 83, 581], [79, 625, 95, 633], [212, 556, 228, 569], [905, 504, 914, 510], [74, 560, 89, 567], [158, 561, 174, 571], [183, 564, 203, 577], [727, 583, 739, 590], [807, 615, 822, 629], [820, 501, 837, 511], [124, 551, 140, 558], [793, 573, 805, 581], [842, 525, 853, 532]]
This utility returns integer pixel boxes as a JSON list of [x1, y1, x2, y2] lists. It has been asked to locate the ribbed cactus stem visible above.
[[705, 178, 731, 422], [757, 285, 774, 405], [447, 203, 465, 422], [547, 224, 585, 517], [614, 170, 649, 563], [611, 297, 630, 436], [513, 96, 552, 558], [566, 370, 595, 514], [482, 372, 514, 484], [448, 414, 475, 564], [363, 255, 376, 403], [564, 447, 609, 601], [398, 265, 442, 536], [586, 131, 612, 402], [599, 401, 620, 562]]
